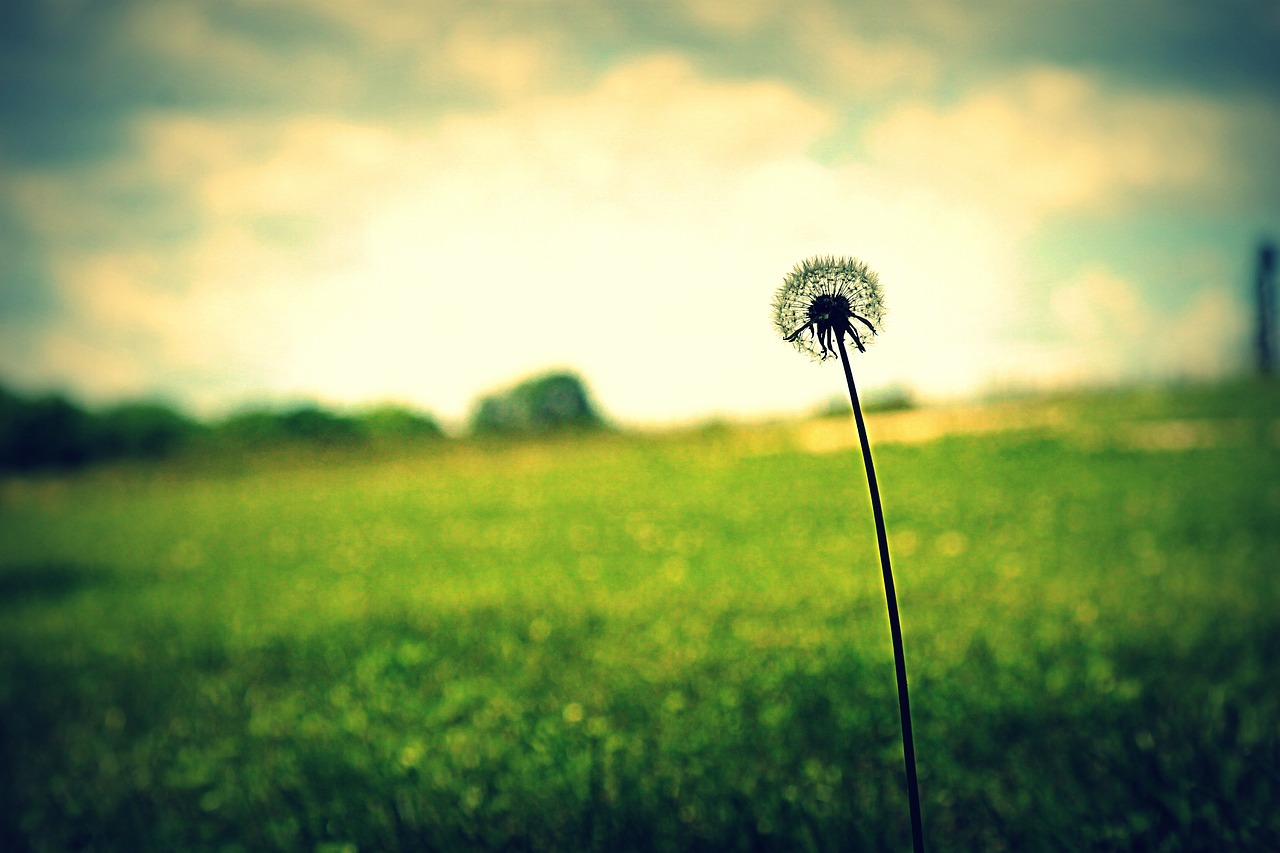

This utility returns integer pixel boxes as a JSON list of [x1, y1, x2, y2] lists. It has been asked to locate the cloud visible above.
[[257, 0, 595, 102], [864, 67, 1275, 218], [679, 0, 784, 35], [1041, 267, 1247, 383], [2, 53, 1035, 418], [670, 0, 938, 95], [4, 30, 1271, 421], [115, 1, 370, 111], [443, 19, 575, 99], [274, 0, 463, 46], [781, 4, 939, 96], [1050, 267, 1149, 342], [870, 0, 1280, 97]]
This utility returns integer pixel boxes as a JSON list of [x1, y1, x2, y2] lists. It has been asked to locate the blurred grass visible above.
[[2, 381, 1278, 851]]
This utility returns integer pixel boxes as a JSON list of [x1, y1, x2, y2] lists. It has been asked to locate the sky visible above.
[[2, 0, 1278, 427]]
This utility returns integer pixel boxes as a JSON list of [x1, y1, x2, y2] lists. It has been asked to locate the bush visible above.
[[0, 387, 93, 470], [357, 405, 445, 441], [471, 371, 604, 436], [816, 385, 915, 418], [0, 383, 451, 470], [0, 387, 197, 470], [93, 402, 199, 459], [218, 405, 362, 446]]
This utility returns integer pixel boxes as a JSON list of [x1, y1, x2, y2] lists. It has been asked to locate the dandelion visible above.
[[773, 255, 886, 359], [773, 255, 925, 853]]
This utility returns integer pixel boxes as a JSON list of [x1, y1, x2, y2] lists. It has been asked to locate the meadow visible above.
[[2, 382, 1278, 852]]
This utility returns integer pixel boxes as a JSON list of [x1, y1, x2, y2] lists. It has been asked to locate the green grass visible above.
[[2, 381, 1279, 851]]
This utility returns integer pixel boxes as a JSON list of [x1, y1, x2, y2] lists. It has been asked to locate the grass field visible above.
[[2, 381, 1279, 852]]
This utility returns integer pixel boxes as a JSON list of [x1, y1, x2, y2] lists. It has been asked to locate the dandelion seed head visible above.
[[773, 255, 886, 361]]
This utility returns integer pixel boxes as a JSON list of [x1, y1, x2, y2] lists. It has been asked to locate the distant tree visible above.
[[1255, 240, 1277, 376], [472, 395, 522, 435], [471, 371, 604, 436], [218, 404, 362, 445], [817, 385, 915, 418], [357, 404, 444, 441], [0, 387, 200, 470], [0, 387, 93, 470], [217, 410, 284, 444], [277, 405, 362, 443], [0, 384, 450, 471], [0, 385, 20, 465], [93, 401, 199, 459]]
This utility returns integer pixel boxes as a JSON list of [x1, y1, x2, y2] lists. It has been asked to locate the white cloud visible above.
[[672, 0, 937, 95], [865, 68, 1243, 218], [1040, 267, 1247, 384], [136, 114, 406, 220], [784, 4, 939, 95], [679, 0, 784, 35], [121, 1, 364, 105], [8, 51, 1262, 423], [443, 19, 572, 99], [6, 54, 1038, 419], [275, 0, 462, 46], [116, 0, 596, 114]]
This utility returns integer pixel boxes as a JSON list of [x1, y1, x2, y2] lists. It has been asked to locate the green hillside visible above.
[[2, 382, 1278, 851]]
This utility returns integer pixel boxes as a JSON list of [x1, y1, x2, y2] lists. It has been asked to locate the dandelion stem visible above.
[[837, 334, 925, 853]]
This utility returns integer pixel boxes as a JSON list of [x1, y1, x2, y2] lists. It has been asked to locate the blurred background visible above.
[[4, 5, 1280, 850], [2, 0, 1278, 429]]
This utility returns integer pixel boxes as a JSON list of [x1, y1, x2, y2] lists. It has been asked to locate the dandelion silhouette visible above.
[[774, 255, 925, 853]]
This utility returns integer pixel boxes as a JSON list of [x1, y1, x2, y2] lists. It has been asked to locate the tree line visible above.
[[0, 370, 604, 472]]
